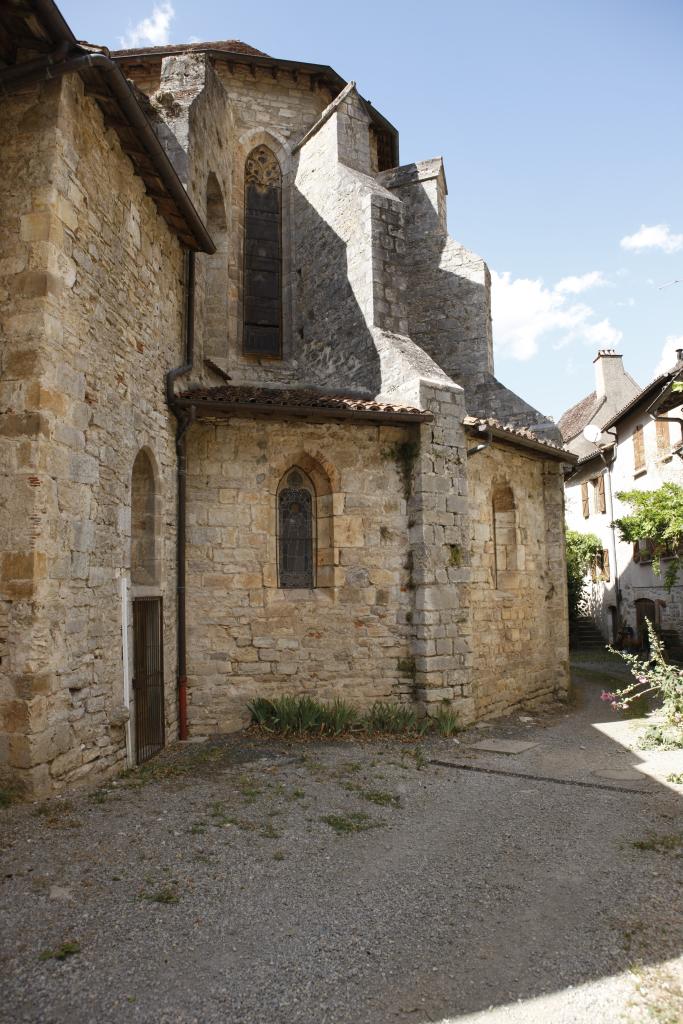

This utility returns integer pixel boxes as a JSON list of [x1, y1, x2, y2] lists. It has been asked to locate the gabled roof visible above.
[[600, 364, 683, 432], [173, 385, 433, 424], [113, 40, 267, 59]]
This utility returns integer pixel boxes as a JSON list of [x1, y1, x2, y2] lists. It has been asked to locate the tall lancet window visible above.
[[278, 468, 315, 589], [243, 145, 282, 358]]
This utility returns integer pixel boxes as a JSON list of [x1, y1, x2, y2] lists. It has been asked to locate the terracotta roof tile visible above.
[[175, 385, 430, 420], [464, 415, 569, 454]]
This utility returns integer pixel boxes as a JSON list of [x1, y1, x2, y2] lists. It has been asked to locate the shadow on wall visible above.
[[291, 180, 382, 396]]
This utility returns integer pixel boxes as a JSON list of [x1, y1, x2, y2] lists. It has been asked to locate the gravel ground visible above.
[[1, 666, 681, 1024]]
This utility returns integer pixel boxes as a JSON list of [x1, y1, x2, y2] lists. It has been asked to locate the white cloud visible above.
[[491, 270, 622, 362], [555, 271, 607, 295], [655, 335, 683, 376], [120, 3, 175, 48], [620, 223, 683, 254]]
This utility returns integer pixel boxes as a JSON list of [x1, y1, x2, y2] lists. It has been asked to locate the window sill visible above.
[[633, 469, 647, 479]]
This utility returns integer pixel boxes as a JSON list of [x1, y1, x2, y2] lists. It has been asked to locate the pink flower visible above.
[[601, 691, 617, 702]]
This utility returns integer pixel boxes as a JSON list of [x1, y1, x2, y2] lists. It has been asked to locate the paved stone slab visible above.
[[592, 767, 645, 782], [470, 739, 539, 755]]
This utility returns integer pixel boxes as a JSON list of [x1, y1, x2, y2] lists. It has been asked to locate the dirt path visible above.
[[1, 662, 681, 1024]]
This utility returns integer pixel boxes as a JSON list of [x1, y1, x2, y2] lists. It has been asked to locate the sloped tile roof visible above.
[[556, 391, 603, 442], [175, 385, 431, 421], [464, 415, 574, 459]]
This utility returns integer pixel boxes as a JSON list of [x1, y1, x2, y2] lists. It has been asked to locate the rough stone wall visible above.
[[0, 75, 184, 795], [468, 443, 570, 718], [184, 417, 415, 731]]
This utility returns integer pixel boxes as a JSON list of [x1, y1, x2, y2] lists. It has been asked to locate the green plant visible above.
[[359, 789, 400, 808], [319, 698, 358, 735], [666, 772, 683, 785], [613, 482, 683, 590], [383, 440, 419, 500], [321, 811, 379, 834], [141, 886, 179, 904], [411, 743, 427, 770], [448, 544, 461, 567], [565, 528, 602, 622], [632, 832, 682, 854], [0, 787, 19, 809], [605, 621, 683, 748], [364, 701, 420, 734], [431, 704, 461, 737], [39, 941, 80, 962]]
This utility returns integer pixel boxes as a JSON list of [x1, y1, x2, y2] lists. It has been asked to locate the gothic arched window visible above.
[[243, 145, 282, 358], [131, 449, 160, 586], [278, 468, 314, 589]]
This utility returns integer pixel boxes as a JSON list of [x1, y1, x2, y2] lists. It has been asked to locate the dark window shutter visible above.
[[633, 425, 645, 472]]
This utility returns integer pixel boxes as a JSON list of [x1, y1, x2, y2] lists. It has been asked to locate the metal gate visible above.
[[132, 597, 165, 764]]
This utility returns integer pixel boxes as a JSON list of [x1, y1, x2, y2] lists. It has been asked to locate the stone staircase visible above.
[[570, 615, 607, 651]]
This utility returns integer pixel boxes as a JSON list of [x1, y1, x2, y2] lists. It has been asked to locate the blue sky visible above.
[[61, 0, 683, 422]]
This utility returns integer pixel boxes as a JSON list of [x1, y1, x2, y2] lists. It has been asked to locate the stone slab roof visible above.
[[464, 415, 576, 462], [556, 390, 604, 442], [174, 385, 432, 423], [112, 40, 267, 58]]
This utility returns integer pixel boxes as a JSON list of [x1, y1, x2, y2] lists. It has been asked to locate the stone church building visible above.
[[0, 1, 574, 796]]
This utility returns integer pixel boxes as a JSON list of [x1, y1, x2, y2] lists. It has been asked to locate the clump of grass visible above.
[[632, 832, 682, 854], [666, 772, 683, 785], [364, 701, 426, 735], [639, 723, 683, 751], [39, 940, 80, 962], [260, 822, 282, 839], [141, 886, 179, 904], [273, 851, 286, 861], [431, 704, 461, 737], [360, 789, 400, 808], [248, 695, 358, 736], [321, 811, 380, 834]]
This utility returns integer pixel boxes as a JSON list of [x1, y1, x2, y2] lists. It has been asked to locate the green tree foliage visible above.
[[613, 482, 683, 590], [565, 528, 602, 621]]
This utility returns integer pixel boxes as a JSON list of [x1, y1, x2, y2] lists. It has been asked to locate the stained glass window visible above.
[[278, 470, 314, 588], [243, 145, 282, 357]]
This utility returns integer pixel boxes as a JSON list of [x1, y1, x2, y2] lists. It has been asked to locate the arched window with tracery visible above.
[[278, 468, 315, 588], [243, 145, 282, 358]]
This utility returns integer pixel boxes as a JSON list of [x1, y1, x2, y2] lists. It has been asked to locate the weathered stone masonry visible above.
[[1, 4, 574, 796]]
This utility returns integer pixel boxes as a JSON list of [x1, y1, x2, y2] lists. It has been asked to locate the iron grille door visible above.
[[132, 597, 165, 764]]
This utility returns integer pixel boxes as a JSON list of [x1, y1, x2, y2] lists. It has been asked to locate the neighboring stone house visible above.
[[0, 0, 575, 797], [562, 350, 683, 649]]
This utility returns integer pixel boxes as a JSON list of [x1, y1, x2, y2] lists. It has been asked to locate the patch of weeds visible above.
[[220, 816, 257, 832], [248, 695, 357, 736], [639, 723, 683, 751], [447, 544, 461, 567], [431, 704, 461, 737], [364, 701, 426, 736], [140, 886, 179, 904], [288, 788, 306, 800], [360, 789, 400, 808], [321, 811, 381, 835], [666, 772, 683, 785], [0, 786, 21, 809], [39, 940, 80, 962], [632, 832, 682, 855], [238, 778, 263, 804], [188, 823, 207, 835], [273, 851, 286, 861], [382, 440, 419, 500], [260, 822, 282, 839], [411, 744, 427, 770]]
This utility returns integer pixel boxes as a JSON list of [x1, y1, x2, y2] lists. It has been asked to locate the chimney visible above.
[[593, 349, 627, 400]]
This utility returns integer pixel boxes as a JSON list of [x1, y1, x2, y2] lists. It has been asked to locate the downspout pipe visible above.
[[166, 252, 196, 741], [0, 49, 214, 254]]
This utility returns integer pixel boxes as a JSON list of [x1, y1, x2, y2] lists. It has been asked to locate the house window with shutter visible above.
[[656, 419, 670, 451], [633, 425, 646, 473], [581, 482, 589, 518], [593, 474, 606, 514]]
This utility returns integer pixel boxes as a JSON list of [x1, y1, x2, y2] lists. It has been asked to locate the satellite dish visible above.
[[583, 424, 602, 444]]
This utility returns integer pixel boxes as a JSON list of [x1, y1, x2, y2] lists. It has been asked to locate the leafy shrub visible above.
[[565, 528, 602, 622], [613, 482, 683, 590], [604, 620, 683, 748], [247, 695, 357, 736]]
